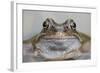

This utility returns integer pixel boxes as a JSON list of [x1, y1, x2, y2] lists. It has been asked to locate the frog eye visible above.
[[70, 22, 76, 30], [66, 19, 76, 31], [43, 21, 49, 29]]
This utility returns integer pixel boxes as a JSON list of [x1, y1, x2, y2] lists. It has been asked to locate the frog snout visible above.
[[54, 26, 65, 32]]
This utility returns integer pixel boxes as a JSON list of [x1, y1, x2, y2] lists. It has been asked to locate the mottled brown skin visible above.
[[23, 18, 91, 60]]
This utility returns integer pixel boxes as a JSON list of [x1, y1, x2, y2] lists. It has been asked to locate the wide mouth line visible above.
[[43, 36, 76, 39]]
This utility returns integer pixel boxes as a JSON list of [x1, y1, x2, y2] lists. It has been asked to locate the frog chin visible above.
[[34, 36, 81, 59]]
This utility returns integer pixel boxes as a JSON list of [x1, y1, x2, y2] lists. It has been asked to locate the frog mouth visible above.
[[43, 32, 75, 39], [43, 36, 76, 39]]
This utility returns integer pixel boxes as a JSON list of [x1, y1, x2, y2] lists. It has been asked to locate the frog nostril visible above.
[[66, 26, 68, 29], [64, 26, 69, 31]]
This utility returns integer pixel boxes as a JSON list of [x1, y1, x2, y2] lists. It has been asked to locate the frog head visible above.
[[32, 18, 83, 60], [42, 18, 76, 34]]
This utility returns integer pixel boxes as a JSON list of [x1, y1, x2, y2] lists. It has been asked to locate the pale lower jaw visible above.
[[35, 36, 81, 59]]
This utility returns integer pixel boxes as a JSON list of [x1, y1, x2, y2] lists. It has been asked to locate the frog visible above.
[[23, 18, 91, 61]]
